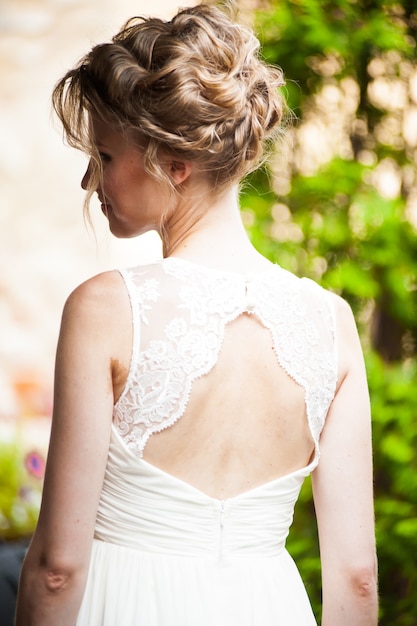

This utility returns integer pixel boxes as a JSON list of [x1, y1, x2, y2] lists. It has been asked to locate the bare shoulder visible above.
[[328, 291, 356, 329], [60, 270, 131, 353], [65, 270, 126, 309], [302, 279, 359, 357], [327, 291, 365, 383], [63, 270, 128, 323], [56, 270, 132, 400]]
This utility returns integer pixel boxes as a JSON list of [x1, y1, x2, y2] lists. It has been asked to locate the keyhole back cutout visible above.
[[143, 314, 314, 500]]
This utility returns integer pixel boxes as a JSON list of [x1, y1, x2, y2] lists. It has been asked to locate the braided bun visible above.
[[53, 3, 285, 193]]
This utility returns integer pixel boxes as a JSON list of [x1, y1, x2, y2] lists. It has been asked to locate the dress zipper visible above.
[[218, 500, 225, 563]]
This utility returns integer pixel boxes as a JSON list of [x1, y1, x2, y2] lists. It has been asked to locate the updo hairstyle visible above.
[[52, 2, 285, 198]]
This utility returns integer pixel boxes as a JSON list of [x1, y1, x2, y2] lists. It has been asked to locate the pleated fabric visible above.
[[76, 426, 317, 625]]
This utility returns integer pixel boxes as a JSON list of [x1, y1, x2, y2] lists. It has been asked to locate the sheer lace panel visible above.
[[114, 258, 337, 459]]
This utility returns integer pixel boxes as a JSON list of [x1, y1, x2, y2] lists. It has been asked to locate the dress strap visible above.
[[118, 268, 142, 391]]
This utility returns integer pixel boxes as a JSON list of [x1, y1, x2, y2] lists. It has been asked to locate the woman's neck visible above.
[[161, 185, 270, 273]]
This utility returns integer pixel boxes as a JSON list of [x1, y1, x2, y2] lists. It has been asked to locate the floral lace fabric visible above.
[[114, 257, 338, 459]]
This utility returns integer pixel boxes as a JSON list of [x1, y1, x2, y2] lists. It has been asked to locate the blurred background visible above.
[[0, 0, 175, 430], [1, 1, 416, 624]]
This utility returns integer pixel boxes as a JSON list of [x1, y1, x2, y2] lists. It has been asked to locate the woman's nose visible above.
[[81, 161, 92, 190]]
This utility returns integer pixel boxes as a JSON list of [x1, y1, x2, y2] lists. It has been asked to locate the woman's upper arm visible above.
[[312, 295, 377, 576], [30, 271, 130, 570]]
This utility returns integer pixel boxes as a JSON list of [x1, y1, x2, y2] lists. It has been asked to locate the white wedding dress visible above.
[[76, 257, 338, 625]]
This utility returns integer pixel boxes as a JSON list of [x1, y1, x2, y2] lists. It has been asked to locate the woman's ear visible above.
[[168, 159, 193, 186]]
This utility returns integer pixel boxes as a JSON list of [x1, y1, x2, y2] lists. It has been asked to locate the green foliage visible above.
[[369, 354, 417, 624], [0, 442, 41, 540], [244, 0, 417, 623], [258, 0, 414, 112]]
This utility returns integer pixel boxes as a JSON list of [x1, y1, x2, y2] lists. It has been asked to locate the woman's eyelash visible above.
[[99, 152, 111, 162]]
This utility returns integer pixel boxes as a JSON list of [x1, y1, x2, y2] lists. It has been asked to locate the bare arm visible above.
[[15, 271, 130, 625], [312, 295, 378, 626]]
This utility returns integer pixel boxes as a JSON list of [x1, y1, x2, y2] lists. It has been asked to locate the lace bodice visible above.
[[113, 257, 338, 462]]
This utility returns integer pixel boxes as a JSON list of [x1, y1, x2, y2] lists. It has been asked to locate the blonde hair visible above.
[[52, 3, 285, 205]]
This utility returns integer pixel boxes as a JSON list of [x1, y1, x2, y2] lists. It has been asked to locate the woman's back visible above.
[[113, 257, 337, 500], [72, 256, 338, 625]]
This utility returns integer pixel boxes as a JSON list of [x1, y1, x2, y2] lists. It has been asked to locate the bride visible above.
[[15, 4, 378, 625]]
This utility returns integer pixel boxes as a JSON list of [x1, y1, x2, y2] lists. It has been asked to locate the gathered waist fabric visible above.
[[77, 427, 318, 625], [93, 426, 311, 561]]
